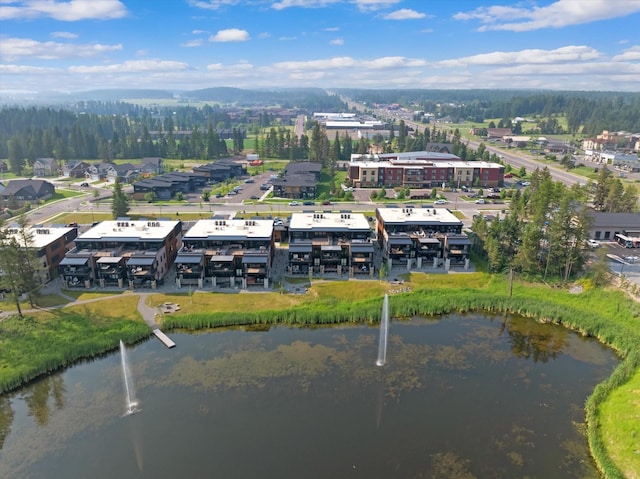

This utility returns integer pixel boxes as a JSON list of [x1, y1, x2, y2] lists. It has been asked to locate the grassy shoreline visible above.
[[1, 273, 638, 478]]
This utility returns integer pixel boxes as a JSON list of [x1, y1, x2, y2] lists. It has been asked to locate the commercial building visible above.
[[287, 211, 375, 277], [376, 206, 471, 271], [58, 219, 182, 288], [177, 218, 274, 289], [349, 151, 504, 188]]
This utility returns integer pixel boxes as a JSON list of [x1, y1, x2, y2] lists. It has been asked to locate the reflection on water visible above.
[[0, 314, 618, 479]]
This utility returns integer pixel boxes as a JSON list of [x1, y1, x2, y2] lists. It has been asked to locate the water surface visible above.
[[0, 313, 618, 478]]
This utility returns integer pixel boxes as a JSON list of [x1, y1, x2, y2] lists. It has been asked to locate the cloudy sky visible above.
[[1, 0, 639, 94]]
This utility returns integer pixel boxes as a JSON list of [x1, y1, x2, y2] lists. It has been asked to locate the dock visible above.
[[153, 329, 176, 348]]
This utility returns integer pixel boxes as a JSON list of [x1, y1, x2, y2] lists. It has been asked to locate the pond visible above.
[[0, 313, 618, 479]]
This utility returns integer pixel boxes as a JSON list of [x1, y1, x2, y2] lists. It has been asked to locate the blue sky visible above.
[[1, 0, 639, 94]]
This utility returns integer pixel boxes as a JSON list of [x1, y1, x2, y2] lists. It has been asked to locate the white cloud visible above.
[[181, 39, 204, 47], [612, 45, 640, 61], [352, 0, 400, 12], [271, 0, 340, 10], [0, 64, 63, 74], [268, 55, 425, 73], [436, 46, 601, 68], [329, 37, 343, 45], [324, 27, 339, 32], [187, 0, 242, 10], [454, 0, 640, 32], [51, 31, 78, 39], [279, 36, 297, 41], [270, 0, 399, 11], [0, 36, 122, 61], [258, 32, 271, 39], [69, 60, 190, 74], [383, 9, 426, 20], [0, 0, 127, 21], [209, 28, 250, 42]]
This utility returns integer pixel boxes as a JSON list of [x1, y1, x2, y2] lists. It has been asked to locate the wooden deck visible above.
[[153, 329, 176, 348]]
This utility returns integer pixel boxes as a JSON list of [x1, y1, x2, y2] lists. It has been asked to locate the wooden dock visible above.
[[153, 329, 176, 348]]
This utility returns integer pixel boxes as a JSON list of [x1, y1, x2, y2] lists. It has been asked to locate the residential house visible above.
[[271, 174, 317, 199], [85, 162, 116, 182], [33, 158, 59, 177], [0, 179, 55, 207], [62, 160, 90, 178], [107, 163, 141, 183], [141, 157, 164, 176], [486, 128, 512, 139]]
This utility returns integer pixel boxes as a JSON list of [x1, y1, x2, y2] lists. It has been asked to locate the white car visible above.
[[521, 181, 531, 186], [434, 199, 447, 205], [475, 199, 486, 204], [289, 201, 299, 206], [586, 239, 600, 248]]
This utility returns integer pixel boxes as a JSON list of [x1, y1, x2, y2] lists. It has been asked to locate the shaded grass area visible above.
[[1, 293, 70, 312], [0, 296, 150, 393]]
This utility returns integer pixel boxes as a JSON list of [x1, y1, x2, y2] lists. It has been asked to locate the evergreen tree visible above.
[[111, 179, 130, 219]]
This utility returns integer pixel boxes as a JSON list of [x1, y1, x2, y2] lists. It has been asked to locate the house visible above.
[[0, 179, 55, 206], [107, 163, 141, 183], [486, 128, 512, 139], [86, 162, 116, 182], [425, 142, 452, 154], [376, 206, 469, 270], [62, 160, 90, 178], [284, 161, 323, 178], [271, 174, 317, 199], [33, 158, 59, 177], [59, 219, 182, 288], [3, 225, 77, 283], [141, 157, 164, 175], [287, 212, 375, 277]]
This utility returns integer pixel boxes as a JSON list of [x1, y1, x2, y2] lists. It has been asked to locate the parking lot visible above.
[[601, 241, 640, 287]]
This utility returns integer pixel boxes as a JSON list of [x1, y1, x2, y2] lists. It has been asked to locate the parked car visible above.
[[80, 182, 89, 187], [586, 239, 600, 248], [521, 181, 531, 186], [289, 201, 299, 206], [475, 199, 486, 204], [302, 201, 315, 206], [244, 178, 254, 183], [434, 199, 447, 205], [322, 200, 331, 205]]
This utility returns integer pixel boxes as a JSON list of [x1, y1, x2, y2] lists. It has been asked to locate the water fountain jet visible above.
[[120, 340, 139, 415], [376, 294, 389, 367]]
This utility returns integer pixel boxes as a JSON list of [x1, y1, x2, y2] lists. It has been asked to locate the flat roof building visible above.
[[59, 219, 182, 288], [376, 206, 471, 271], [3, 225, 77, 284], [179, 218, 275, 289]]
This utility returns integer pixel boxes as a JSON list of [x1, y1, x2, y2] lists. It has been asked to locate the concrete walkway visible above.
[[0, 278, 159, 329]]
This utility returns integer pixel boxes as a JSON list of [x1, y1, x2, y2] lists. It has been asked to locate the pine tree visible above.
[[111, 179, 130, 219]]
